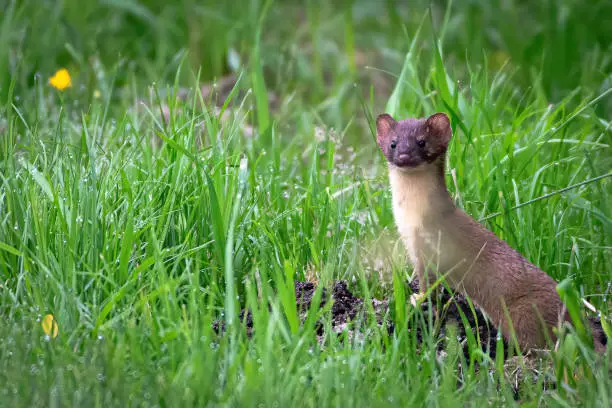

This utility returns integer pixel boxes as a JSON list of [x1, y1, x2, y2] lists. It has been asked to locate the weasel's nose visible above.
[[397, 153, 410, 161]]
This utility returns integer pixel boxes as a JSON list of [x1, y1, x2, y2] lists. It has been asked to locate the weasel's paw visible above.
[[409, 292, 426, 307]]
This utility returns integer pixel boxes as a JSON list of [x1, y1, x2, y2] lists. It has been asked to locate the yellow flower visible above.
[[49, 69, 72, 91], [488, 51, 511, 71], [41, 314, 59, 338]]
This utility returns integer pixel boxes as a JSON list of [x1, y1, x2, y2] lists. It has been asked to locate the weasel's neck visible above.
[[389, 161, 454, 222]]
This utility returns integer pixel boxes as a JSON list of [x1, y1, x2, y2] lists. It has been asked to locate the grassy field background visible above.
[[1, 0, 611, 406]]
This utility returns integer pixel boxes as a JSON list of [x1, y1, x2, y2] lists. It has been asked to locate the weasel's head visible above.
[[376, 112, 452, 171]]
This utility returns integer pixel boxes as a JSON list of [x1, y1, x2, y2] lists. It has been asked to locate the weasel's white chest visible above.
[[392, 196, 451, 270], [388, 167, 453, 269], [392, 199, 423, 265]]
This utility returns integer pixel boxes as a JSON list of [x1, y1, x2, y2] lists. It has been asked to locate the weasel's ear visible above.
[[376, 113, 397, 146], [425, 112, 452, 148]]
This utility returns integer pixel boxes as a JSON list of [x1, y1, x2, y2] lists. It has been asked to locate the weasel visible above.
[[376, 112, 605, 353]]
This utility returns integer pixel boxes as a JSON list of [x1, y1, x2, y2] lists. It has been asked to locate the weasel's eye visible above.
[[390, 140, 397, 149], [416, 139, 426, 148]]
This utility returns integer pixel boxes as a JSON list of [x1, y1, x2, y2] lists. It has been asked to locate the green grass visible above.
[[1, 0, 611, 406]]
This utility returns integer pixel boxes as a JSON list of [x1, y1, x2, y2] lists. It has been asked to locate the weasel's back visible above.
[[446, 209, 568, 347]]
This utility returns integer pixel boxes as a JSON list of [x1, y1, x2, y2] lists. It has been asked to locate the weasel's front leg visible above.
[[409, 259, 428, 307]]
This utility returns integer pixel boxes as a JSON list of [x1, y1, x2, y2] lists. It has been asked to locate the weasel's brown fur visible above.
[[377, 112, 605, 352]]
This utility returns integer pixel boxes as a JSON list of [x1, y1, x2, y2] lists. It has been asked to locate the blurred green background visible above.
[[3, 0, 612, 107]]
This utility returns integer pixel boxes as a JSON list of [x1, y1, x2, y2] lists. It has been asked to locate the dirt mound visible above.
[[292, 279, 504, 359], [214, 280, 605, 362]]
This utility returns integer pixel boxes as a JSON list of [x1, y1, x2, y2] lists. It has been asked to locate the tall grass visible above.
[[0, 0, 611, 406]]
